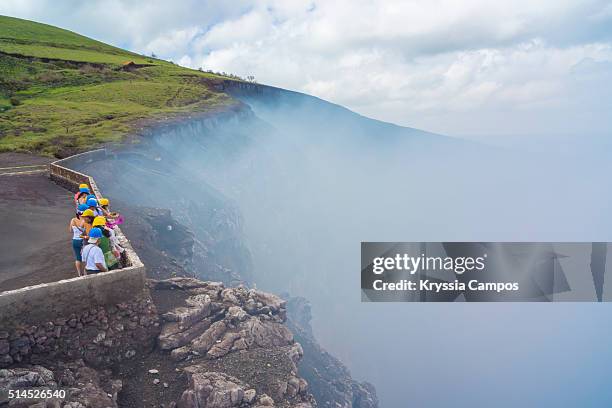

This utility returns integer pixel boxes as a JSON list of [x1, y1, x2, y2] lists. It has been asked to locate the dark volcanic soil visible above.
[[115, 347, 188, 408], [0, 152, 52, 168], [0, 153, 76, 291], [151, 287, 189, 314], [115, 288, 189, 407]]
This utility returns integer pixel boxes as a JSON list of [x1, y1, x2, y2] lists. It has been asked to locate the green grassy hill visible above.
[[0, 15, 237, 156]]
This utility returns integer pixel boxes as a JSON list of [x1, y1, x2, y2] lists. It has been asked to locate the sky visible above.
[[2, 0, 612, 138]]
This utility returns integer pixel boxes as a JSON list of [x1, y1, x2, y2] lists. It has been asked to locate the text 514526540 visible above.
[[7, 389, 67, 400]]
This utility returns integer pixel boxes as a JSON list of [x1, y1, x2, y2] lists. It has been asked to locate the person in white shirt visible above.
[[81, 227, 107, 274]]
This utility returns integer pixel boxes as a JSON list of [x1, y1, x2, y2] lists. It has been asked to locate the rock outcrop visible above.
[[153, 278, 315, 408], [178, 370, 300, 408], [154, 278, 293, 361]]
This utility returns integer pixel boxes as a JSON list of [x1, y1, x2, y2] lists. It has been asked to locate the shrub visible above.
[[79, 64, 100, 74], [38, 71, 63, 82], [9, 97, 21, 106]]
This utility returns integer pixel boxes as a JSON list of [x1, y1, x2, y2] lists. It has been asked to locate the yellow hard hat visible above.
[[92, 216, 107, 227], [99, 198, 109, 206], [78, 183, 89, 189], [81, 209, 95, 218]]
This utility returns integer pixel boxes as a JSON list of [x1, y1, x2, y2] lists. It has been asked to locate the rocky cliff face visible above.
[[285, 298, 378, 408]]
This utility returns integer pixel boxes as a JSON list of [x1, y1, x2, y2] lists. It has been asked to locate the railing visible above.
[[0, 149, 147, 328]]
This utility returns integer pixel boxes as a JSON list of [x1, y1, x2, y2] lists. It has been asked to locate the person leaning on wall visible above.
[[92, 216, 120, 270], [81, 227, 108, 274]]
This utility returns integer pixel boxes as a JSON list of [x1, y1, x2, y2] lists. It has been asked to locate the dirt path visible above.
[[0, 153, 76, 292]]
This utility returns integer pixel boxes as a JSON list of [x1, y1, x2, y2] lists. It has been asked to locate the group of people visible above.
[[68, 183, 124, 276]]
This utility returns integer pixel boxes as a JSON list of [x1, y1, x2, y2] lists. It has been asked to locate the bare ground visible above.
[[0, 153, 76, 292], [115, 287, 191, 406]]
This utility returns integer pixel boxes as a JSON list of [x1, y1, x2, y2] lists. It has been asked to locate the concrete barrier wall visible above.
[[49, 149, 107, 202], [0, 149, 146, 329], [0, 266, 145, 328]]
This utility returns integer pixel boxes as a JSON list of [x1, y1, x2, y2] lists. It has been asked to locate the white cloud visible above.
[[143, 26, 202, 57], [195, 10, 272, 50], [1, 0, 612, 137]]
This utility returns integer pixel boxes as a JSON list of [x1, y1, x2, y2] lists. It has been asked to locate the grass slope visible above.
[[0, 15, 236, 156]]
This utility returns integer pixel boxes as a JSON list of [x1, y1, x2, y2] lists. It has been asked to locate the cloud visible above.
[[1, 0, 612, 137]]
